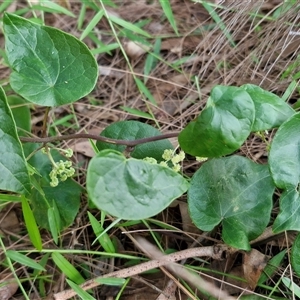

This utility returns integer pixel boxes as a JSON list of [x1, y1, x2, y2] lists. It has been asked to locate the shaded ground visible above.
[[1, 0, 300, 299]]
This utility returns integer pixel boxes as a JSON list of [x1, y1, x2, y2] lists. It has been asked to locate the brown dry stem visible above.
[[53, 244, 231, 300]]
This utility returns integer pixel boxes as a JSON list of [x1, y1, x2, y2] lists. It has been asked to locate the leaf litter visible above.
[[0, 0, 300, 299]]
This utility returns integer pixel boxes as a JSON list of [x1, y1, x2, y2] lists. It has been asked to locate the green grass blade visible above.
[[50, 115, 74, 127], [282, 80, 298, 102], [0, 237, 30, 300], [88, 212, 116, 253], [115, 278, 130, 300], [109, 15, 151, 38], [98, 0, 117, 8], [135, 78, 157, 105], [66, 279, 96, 300], [144, 39, 161, 83], [48, 208, 58, 244], [21, 195, 43, 251], [258, 250, 286, 285], [120, 106, 154, 119], [32, 1, 75, 17], [120, 29, 152, 46], [91, 43, 120, 55], [142, 220, 164, 252], [95, 278, 126, 285], [171, 55, 195, 67], [159, 0, 178, 35], [280, 54, 300, 79], [80, 0, 100, 12], [80, 9, 105, 40], [0, 194, 21, 202], [200, 1, 236, 47], [6, 250, 45, 271], [47, 201, 61, 245], [52, 252, 85, 284], [282, 277, 300, 298], [92, 217, 121, 245], [0, 0, 14, 13], [272, 1, 298, 19], [77, 3, 86, 30]]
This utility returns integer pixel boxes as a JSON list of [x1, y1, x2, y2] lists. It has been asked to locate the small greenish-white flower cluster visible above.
[[49, 160, 75, 187], [196, 156, 208, 162], [61, 148, 73, 158], [42, 147, 75, 187], [144, 149, 185, 172]]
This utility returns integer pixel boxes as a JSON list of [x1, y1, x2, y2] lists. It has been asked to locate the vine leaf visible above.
[[241, 84, 295, 132], [3, 13, 98, 107], [179, 85, 255, 157], [96, 120, 174, 162], [291, 233, 300, 277], [269, 112, 300, 189], [87, 149, 189, 220], [24, 143, 82, 231], [188, 156, 275, 250], [269, 113, 300, 233], [273, 189, 300, 233], [0, 85, 30, 194], [8, 95, 31, 135]]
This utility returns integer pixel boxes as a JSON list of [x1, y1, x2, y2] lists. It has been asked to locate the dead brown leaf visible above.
[[70, 141, 95, 157], [0, 274, 18, 300], [242, 249, 268, 290], [0, 209, 20, 234]]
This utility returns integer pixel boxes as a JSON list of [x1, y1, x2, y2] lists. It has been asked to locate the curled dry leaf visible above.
[[70, 141, 95, 157], [242, 248, 268, 290], [0, 274, 18, 300], [179, 202, 201, 236], [56, 0, 71, 10], [124, 41, 151, 59], [0, 209, 20, 233], [215, 249, 268, 294]]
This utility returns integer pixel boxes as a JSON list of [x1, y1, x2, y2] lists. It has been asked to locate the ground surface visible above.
[[1, 1, 300, 299]]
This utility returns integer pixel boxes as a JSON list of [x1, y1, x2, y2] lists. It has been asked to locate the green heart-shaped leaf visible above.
[[0, 86, 30, 194], [3, 13, 98, 107], [241, 84, 294, 131], [269, 112, 300, 189], [96, 120, 173, 162], [273, 188, 300, 233], [179, 85, 255, 157], [188, 156, 275, 250], [291, 233, 300, 277], [87, 150, 189, 220], [8, 95, 31, 135]]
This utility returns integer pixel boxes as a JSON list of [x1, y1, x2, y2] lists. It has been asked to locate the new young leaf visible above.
[[179, 85, 255, 157], [241, 84, 294, 131]]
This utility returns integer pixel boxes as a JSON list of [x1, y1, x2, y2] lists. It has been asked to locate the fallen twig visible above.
[[53, 244, 230, 300]]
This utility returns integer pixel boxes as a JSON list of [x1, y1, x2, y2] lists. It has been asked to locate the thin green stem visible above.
[[0, 237, 30, 300]]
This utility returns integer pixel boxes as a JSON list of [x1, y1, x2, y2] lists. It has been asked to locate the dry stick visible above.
[[53, 244, 231, 300], [19, 132, 180, 147], [135, 236, 237, 300], [156, 232, 211, 300]]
